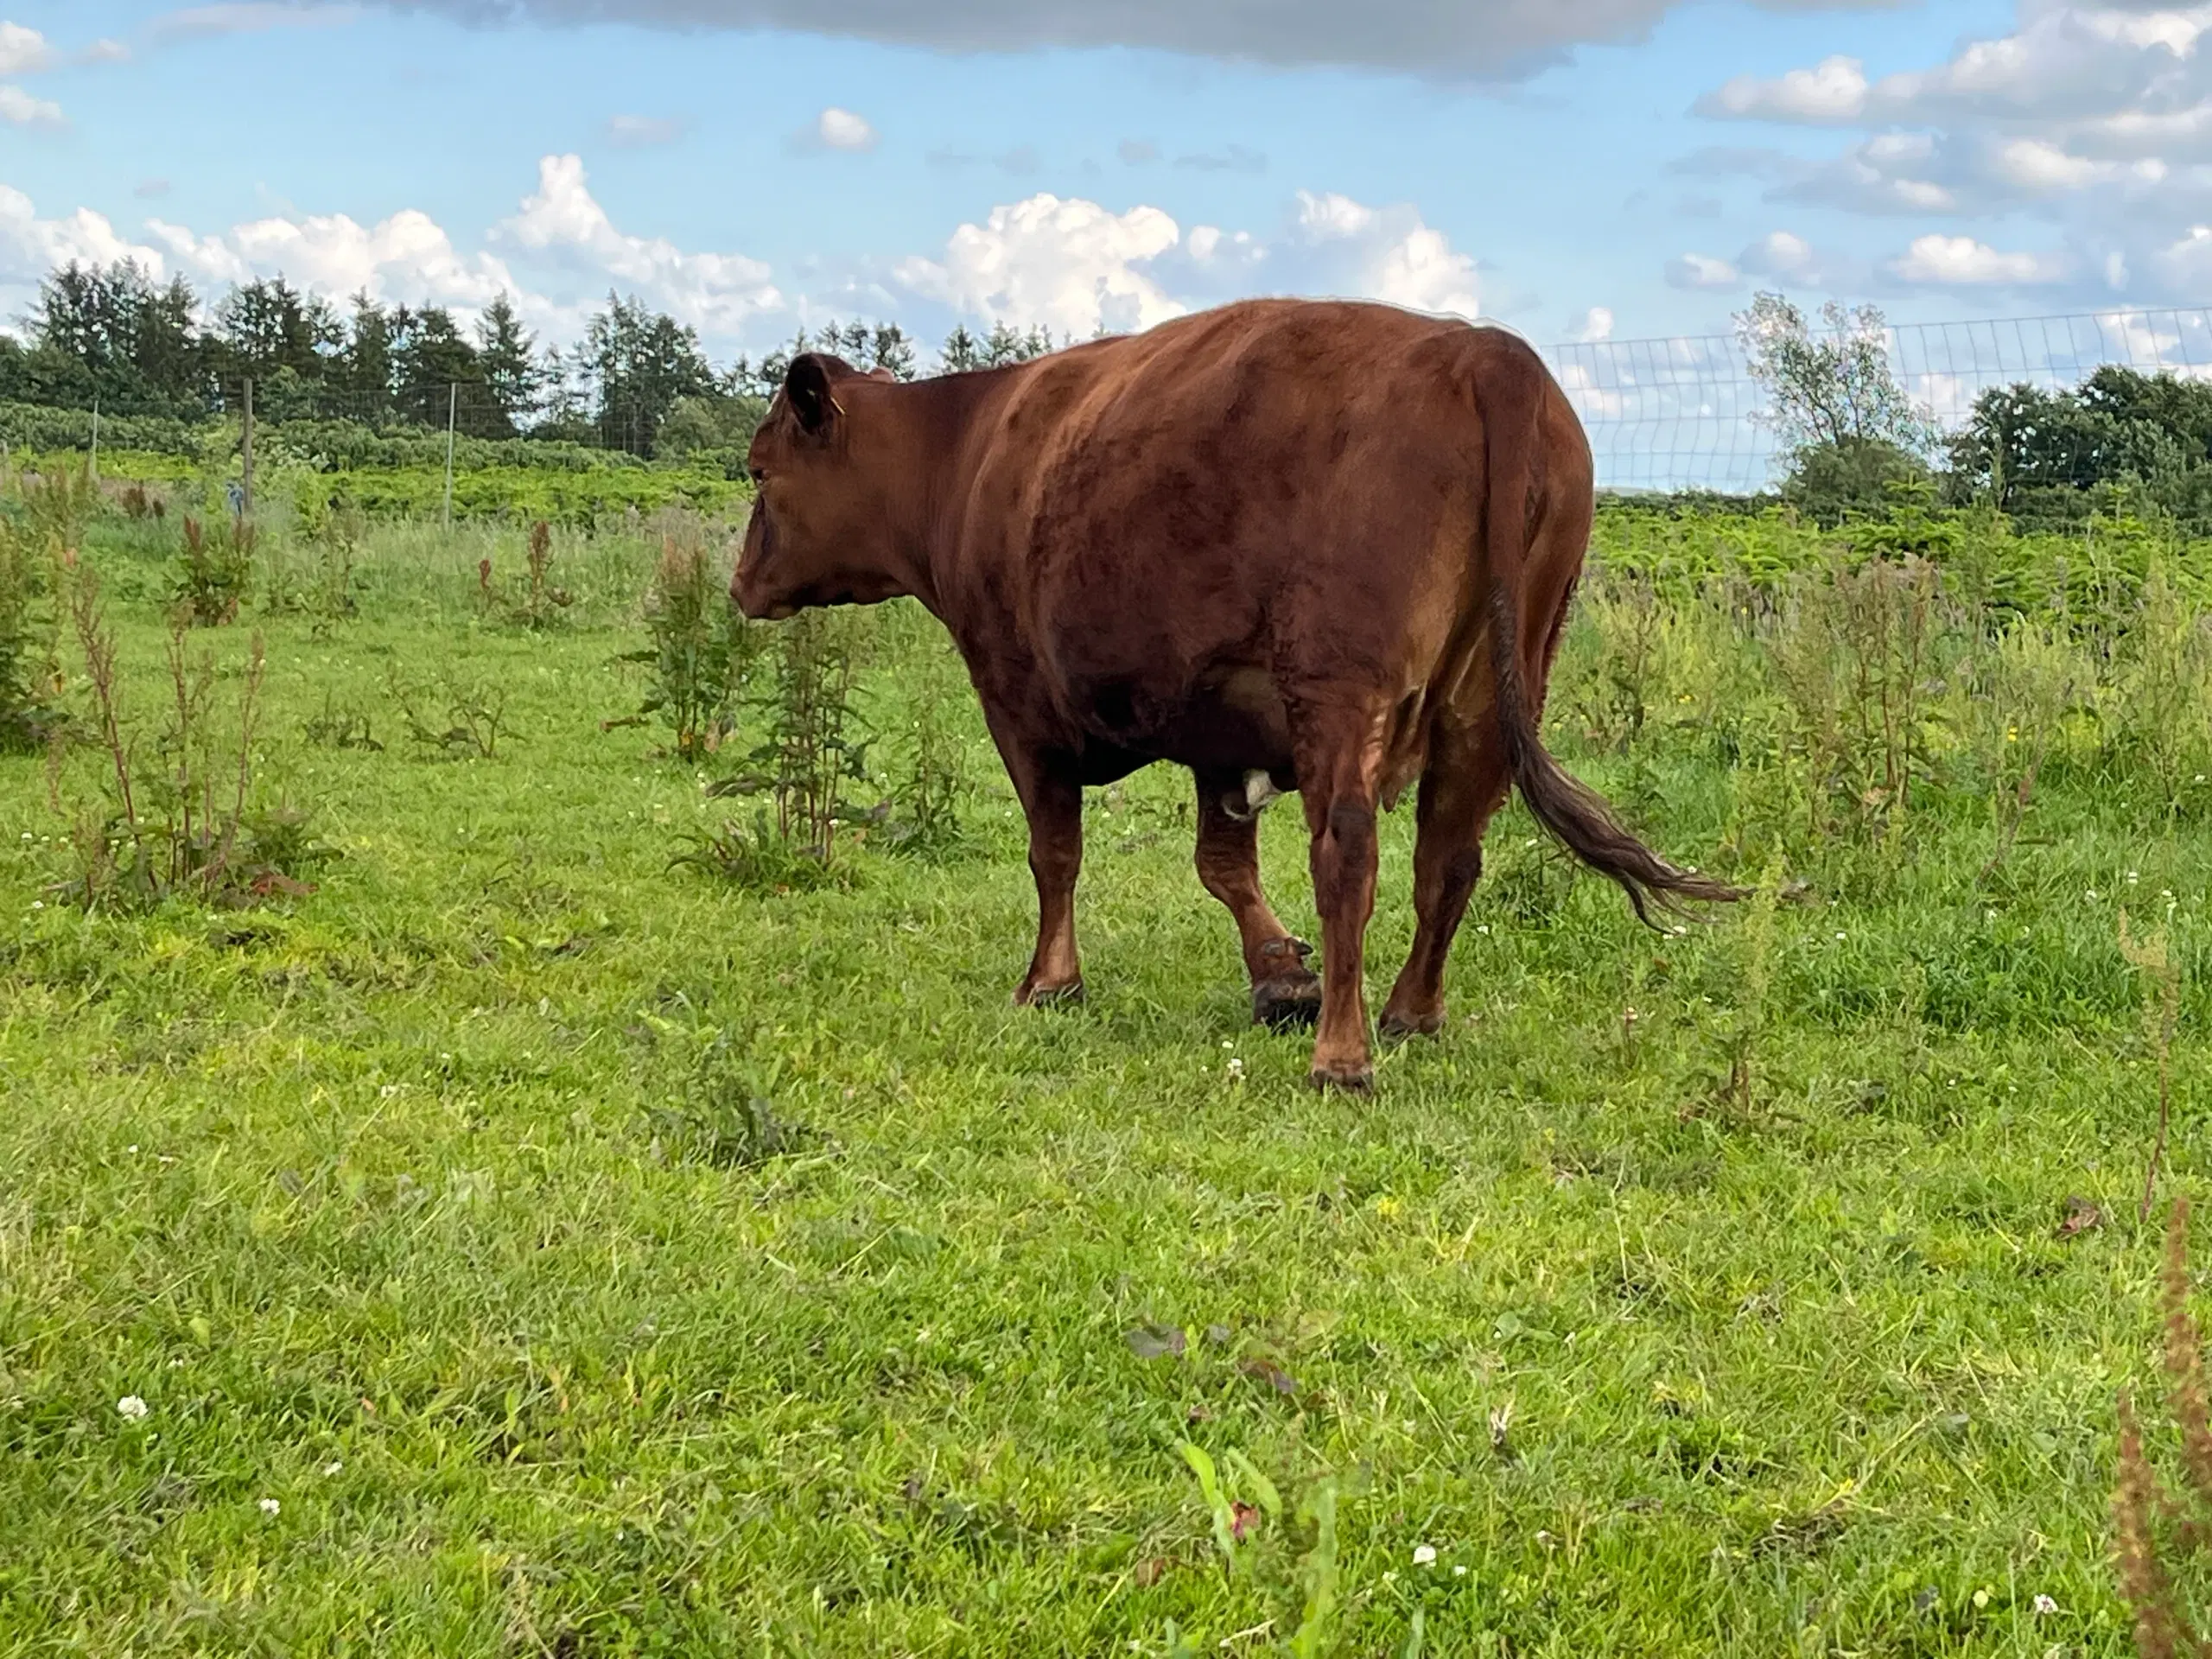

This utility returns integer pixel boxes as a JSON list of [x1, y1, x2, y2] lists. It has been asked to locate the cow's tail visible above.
[[1477, 340, 1741, 926]]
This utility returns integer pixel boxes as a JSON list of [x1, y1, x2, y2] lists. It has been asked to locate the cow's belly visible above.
[[1067, 664, 1296, 779]]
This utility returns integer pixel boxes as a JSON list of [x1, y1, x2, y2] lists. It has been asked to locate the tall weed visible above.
[[2114, 1198, 2212, 1656], [0, 518, 63, 752], [1770, 556, 1948, 844], [173, 514, 254, 626], [617, 529, 754, 762], [51, 565, 326, 908]]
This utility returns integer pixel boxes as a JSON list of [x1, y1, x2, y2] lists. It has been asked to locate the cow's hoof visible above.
[[1379, 1006, 1445, 1040], [1253, 976, 1322, 1030], [1014, 978, 1085, 1007], [1309, 1059, 1375, 1094]]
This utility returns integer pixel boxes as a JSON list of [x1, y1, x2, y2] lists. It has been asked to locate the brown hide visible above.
[[737, 297, 1733, 1089]]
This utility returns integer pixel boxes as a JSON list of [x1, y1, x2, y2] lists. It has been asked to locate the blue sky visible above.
[[0, 0, 2195, 361]]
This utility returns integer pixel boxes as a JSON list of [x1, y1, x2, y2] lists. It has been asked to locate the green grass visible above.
[[0, 507, 2201, 1656]]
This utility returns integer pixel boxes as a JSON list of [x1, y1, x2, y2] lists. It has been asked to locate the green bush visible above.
[[1783, 437, 1932, 526]]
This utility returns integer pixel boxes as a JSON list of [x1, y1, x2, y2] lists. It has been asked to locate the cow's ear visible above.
[[785, 353, 837, 435]]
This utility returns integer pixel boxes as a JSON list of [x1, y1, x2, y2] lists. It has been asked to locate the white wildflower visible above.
[[1226, 1057, 1244, 1082], [258, 1497, 281, 1516], [1413, 1543, 1437, 1567], [321, 1460, 343, 1477], [116, 1395, 149, 1421], [2032, 1593, 2057, 1615]]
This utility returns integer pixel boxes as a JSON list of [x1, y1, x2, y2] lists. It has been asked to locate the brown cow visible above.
[[734, 298, 1733, 1090]]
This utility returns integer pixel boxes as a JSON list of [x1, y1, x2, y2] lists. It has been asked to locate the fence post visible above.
[[240, 377, 254, 517], [443, 383, 458, 534]]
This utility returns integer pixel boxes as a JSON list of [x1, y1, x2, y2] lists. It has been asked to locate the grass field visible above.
[[2, 500, 2206, 1656]]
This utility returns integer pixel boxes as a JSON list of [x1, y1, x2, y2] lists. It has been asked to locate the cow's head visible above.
[[732, 352, 905, 621]]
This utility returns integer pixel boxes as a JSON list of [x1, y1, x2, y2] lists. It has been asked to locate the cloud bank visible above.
[[378, 0, 1898, 80], [0, 155, 1497, 354]]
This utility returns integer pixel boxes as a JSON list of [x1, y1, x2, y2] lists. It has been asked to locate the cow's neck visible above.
[[868, 369, 1019, 622]]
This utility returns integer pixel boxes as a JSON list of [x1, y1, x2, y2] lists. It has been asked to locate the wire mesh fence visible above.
[[199, 379, 681, 456], [1541, 307, 2212, 494], [15, 305, 2212, 498]]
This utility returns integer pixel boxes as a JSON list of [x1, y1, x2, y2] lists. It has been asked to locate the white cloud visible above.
[[1551, 357, 1629, 420], [2155, 221, 2212, 289], [1565, 305, 1615, 343], [2, 156, 784, 350], [1176, 143, 1268, 174], [497, 153, 782, 334], [606, 113, 687, 148], [1784, 133, 1959, 214], [893, 194, 1185, 337], [0, 22, 54, 74], [1993, 136, 2115, 193], [83, 38, 132, 64], [0, 84, 61, 127], [1738, 229, 1819, 280], [149, 204, 521, 310], [0, 187, 167, 289], [1283, 190, 1483, 317], [149, 4, 359, 41], [1700, 54, 1869, 123], [1889, 233, 2069, 285], [1666, 251, 1740, 289], [890, 187, 1487, 339], [791, 106, 879, 155]]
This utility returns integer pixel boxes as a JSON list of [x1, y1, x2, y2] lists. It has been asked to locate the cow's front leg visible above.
[[1013, 767, 1086, 1005]]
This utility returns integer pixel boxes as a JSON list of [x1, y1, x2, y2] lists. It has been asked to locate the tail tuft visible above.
[[1495, 648, 1745, 925]]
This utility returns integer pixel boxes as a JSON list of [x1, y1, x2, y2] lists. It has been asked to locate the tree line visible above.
[[0, 260, 1063, 459], [1738, 291, 2212, 530]]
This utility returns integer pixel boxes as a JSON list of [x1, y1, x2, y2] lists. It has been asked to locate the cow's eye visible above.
[[748, 467, 766, 486]]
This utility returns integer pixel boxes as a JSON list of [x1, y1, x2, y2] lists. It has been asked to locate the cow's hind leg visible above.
[[1193, 770, 1319, 1028], [1380, 718, 1511, 1039], [1294, 708, 1384, 1091]]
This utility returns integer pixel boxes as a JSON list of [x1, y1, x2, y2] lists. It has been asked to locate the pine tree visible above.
[[213, 276, 344, 390], [939, 324, 985, 375], [474, 292, 543, 438], [343, 292, 395, 424], [582, 291, 715, 455], [388, 306, 485, 430]]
